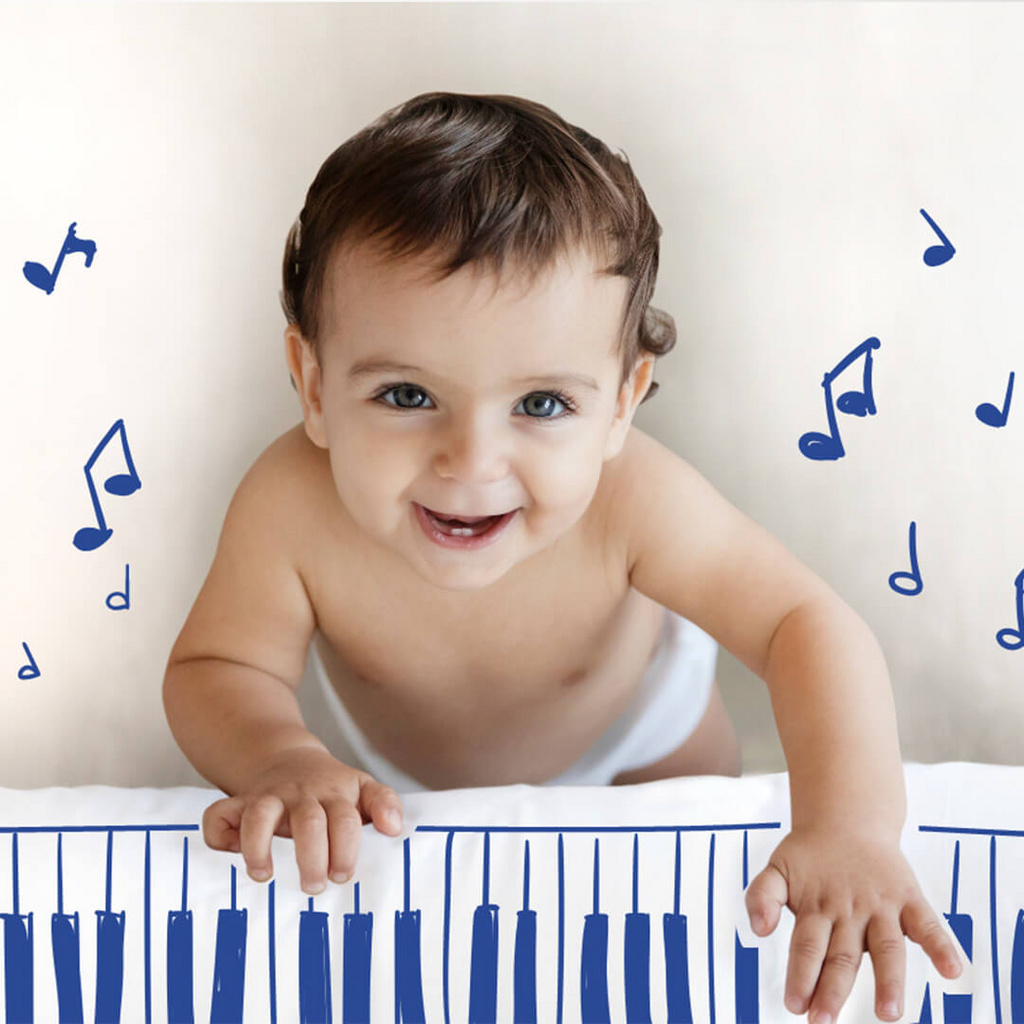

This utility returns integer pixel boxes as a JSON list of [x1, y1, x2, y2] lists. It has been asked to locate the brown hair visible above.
[[280, 91, 675, 402]]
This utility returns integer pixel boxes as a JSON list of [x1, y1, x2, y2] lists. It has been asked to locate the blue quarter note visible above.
[[996, 568, 1024, 651], [23, 221, 97, 294], [17, 640, 39, 680], [798, 337, 882, 461], [889, 521, 923, 596], [919, 208, 956, 266], [72, 419, 142, 552], [976, 371, 1015, 428]]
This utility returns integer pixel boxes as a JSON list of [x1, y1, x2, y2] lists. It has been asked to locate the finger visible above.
[[808, 919, 865, 1024], [239, 793, 286, 882], [785, 912, 832, 1017], [288, 798, 329, 894], [322, 798, 364, 884], [202, 796, 245, 852], [745, 862, 788, 937], [902, 898, 963, 978], [358, 778, 404, 836], [867, 913, 907, 1022]]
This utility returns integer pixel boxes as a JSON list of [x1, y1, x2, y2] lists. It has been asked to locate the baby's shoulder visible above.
[[249, 423, 333, 505], [601, 425, 707, 570], [602, 424, 682, 509], [231, 423, 339, 551]]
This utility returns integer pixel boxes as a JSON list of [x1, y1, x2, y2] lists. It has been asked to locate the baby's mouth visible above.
[[420, 506, 512, 537]]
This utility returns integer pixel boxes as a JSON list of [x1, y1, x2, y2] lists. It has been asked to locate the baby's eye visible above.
[[375, 384, 434, 409], [517, 392, 576, 419]]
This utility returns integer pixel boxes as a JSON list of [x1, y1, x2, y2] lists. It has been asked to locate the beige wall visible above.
[[2, 1, 1021, 786]]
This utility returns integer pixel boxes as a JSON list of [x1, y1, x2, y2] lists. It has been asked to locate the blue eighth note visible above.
[[919, 208, 956, 267], [996, 568, 1024, 651], [23, 221, 97, 294], [17, 641, 39, 680], [976, 371, 1015, 428], [889, 521, 923, 596], [798, 337, 882, 461], [72, 419, 142, 552]]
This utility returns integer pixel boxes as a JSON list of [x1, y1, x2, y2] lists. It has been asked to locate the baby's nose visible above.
[[433, 421, 510, 483]]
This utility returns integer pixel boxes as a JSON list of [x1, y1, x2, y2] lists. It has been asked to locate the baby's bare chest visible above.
[[308, 515, 647, 693], [298, 501, 665, 785]]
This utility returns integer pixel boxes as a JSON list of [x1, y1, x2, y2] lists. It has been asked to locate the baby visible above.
[[163, 92, 961, 1022]]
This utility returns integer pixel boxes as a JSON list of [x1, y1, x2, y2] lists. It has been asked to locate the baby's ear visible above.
[[284, 326, 329, 449], [603, 357, 655, 460]]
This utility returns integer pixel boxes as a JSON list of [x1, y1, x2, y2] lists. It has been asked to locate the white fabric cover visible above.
[[0, 763, 1015, 1022]]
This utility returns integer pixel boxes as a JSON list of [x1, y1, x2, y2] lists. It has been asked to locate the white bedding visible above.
[[0, 763, 1017, 1023]]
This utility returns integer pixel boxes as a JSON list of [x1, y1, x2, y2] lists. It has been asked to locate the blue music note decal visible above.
[[72, 420, 142, 552], [106, 565, 130, 612], [976, 371, 1014, 428], [23, 222, 97, 295], [17, 642, 39, 681], [798, 337, 882, 461], [920, 208, 956, 267], [889, 521, 923, 596], [996, 568, 1024, 651]]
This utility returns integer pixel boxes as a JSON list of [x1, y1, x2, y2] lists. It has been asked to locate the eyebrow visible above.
[[346, 358, 601, 392]]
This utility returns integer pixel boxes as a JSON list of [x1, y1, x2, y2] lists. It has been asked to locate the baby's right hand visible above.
[[202, 746, 404, 894]]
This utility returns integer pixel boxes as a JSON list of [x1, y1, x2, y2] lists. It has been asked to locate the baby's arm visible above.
[[616, 431, 961, 1023], [163, 438, 403, 893]]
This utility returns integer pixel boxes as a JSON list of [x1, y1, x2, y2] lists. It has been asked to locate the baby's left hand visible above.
[[745, 826, 963, 1023]]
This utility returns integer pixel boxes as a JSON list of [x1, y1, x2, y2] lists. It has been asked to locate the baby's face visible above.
[[286, 240, 652, 592]]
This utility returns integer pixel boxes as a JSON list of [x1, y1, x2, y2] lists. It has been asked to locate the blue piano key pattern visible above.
[[0, 821, 783, 1023], [6, 819, 1024, 1021], [914, 825, 1024, 1023]]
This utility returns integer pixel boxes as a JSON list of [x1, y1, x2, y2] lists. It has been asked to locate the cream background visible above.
[[1, 1, 1021, 787]]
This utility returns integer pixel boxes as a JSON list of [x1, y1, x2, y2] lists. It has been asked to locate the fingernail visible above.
[[810, 1012, 832, 1024], [305, 881, 325, 895], [785, 994, 804, 1014], [881, 1000, 899, 1018], [250, 868, 270, 882], [331, 870, 350, 884], [752, 913, 766, 933], [384, 809, 401, 830]]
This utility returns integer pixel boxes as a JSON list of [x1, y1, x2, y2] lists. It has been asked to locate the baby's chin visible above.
[[404, 555, 516, 594]]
